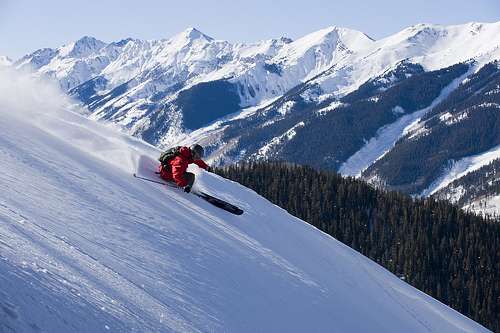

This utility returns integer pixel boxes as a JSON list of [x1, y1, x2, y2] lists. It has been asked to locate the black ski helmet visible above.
[[190, 144, 204, 159]]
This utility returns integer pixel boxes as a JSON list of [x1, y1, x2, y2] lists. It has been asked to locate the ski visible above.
[[193, 191, 244, 215], [133, 173, 244, 215]]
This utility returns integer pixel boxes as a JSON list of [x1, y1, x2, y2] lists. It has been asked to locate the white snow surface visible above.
[[421, 144, 500, 197], [311, 22, 500, 98], [463, 195, 500, 216], [0, 69, 491, 333], [316, 100, 345, 115]]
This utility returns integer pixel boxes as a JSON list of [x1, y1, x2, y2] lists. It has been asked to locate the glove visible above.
[[206, 166, 213, 173], [183, 185, 192, 193]]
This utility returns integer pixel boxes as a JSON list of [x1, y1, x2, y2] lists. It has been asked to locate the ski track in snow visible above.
[[0, 69, 491, 332]]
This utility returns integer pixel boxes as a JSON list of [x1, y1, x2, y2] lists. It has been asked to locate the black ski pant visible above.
[[184, 172, 195, 187]]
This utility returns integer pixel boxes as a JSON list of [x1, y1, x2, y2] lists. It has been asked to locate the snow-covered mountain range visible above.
[[12, 26, 374, 142], [0, 62, 492, 333], [8, 21, 500, 214]]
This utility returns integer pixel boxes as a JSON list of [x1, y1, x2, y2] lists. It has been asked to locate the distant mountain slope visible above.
[[434, 157, 500, 215], [1, 67, 492, 333], [209, 62, 469, 170], [364, 61, 500, 195]]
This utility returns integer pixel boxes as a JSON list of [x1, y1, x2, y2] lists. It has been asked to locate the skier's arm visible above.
[[193, 159, 209, 170]]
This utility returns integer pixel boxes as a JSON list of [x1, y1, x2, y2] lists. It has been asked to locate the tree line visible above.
[[217, 161, 499, 332]]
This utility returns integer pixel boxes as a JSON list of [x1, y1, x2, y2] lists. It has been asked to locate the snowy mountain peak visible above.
[[75, 35, 104, 45], [466, 21, 486, 32], [291, 25, 342, 47], [267, 25, 373, 82], [14, 48, 58, 71], [277, 25, 374, 62], [58, 36, 106, 58], [176, 27, 214, 42], [0, 55, 12, 66], [396, 21, 500, 43], [278, 36, 293, 44], [110, 37, 134, 47]]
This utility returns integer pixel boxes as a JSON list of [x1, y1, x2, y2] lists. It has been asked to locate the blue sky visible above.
[[1, 0, 499, 59]]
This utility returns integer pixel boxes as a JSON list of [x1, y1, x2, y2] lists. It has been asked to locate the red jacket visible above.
[[158, 146, 209, 187]]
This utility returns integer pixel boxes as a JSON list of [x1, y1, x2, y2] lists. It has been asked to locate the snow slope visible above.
[[0, 70, 491, 332], [308, 22, 500, 99], [464, 195, 500, 216], [421, 144, 500, 197]]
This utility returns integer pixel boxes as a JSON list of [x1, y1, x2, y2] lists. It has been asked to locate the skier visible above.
[[158, 144, 211, 193]]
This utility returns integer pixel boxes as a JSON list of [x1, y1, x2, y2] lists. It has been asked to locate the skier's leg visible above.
[[184, 172, 195, 187], [159, 164, 174, 182]]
